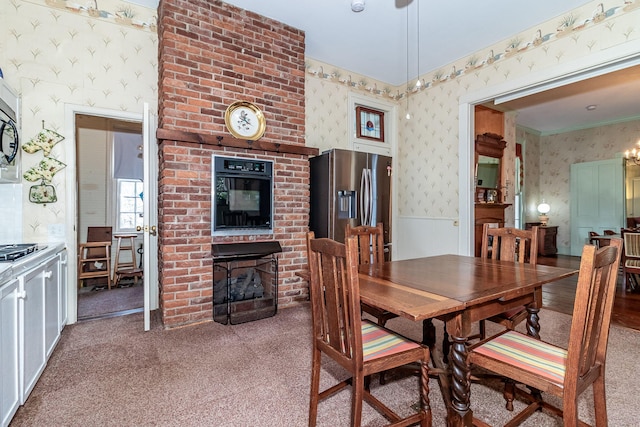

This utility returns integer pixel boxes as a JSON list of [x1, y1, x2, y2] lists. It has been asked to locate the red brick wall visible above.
[[157, 0, 308, 327]]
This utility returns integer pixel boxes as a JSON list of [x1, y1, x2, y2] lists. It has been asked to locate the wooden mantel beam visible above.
[[156, 128, 319, 157]]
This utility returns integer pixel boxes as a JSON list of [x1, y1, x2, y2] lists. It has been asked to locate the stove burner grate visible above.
[[0, 244, 38, 261]]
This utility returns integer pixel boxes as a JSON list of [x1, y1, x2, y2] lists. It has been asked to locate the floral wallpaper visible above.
[[534, 119, 640, 252], [304, 0, 640, 253], [0, 0, 157, 242], [1, 0, 639, 252]]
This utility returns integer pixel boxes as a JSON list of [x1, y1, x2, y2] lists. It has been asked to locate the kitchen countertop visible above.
[[0, 263, 12, 283], [0, 243, 65, 280]]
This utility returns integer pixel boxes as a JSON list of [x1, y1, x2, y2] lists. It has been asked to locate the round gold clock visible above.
[[224, 101, 266, 141]]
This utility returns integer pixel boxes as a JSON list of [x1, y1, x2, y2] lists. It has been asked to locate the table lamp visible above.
[[538, 201, 551, 226]]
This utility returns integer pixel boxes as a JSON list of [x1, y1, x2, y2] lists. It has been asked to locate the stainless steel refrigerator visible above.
[[309, 149, 392, 255]]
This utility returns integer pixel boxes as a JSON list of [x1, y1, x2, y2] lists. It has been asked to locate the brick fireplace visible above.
[[157, 0, 316, 328]]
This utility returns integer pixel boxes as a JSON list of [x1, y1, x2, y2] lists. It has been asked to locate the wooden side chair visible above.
[[345, 223, 397, 327], [77, 226, 113, 290], [622, 231, 640, 292], [589, 231, 601, 248], [306, 232, 431, 427], [476, 223, 539, 340], [468, 239, 622, 426]]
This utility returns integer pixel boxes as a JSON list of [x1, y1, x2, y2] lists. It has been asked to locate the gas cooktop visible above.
[[0, 244, 38, 261]]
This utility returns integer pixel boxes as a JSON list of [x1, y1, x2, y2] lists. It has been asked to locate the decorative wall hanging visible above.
[[356, 106, 384, 142], [28, 181, 57, 205], [22, 127, 65, 156], [23, 156, 67, 183], [22, 122, 66, 204]]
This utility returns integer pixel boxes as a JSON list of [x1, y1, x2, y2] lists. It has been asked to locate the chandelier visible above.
[[625, 144, 640, 165]]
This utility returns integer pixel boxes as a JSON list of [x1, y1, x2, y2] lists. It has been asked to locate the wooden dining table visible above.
[[357, 254, 578, 427]]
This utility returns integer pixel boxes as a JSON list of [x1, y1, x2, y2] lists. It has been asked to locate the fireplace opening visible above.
[[212, 241, 282, 324]]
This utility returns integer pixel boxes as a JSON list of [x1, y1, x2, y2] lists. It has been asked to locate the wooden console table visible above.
[[525, 223, 558, 256]]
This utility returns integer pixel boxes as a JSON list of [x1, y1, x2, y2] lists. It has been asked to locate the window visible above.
[[116, 179, 143, 232]]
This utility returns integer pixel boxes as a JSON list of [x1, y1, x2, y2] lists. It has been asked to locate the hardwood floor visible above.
[[538, 254, 640, 331]]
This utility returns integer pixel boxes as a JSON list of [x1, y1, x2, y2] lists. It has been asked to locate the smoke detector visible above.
[[351, 0, 365, 12]]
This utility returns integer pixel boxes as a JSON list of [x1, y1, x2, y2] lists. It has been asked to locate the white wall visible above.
[[395, 217, 459, 260]]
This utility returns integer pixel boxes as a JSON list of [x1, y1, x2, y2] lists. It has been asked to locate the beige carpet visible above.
[[77, 282, 143, 319], [10, 305, 640, 426]]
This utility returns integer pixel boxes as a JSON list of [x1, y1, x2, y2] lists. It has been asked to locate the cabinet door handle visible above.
[[44, 270, 53, 279], [16, 290, 26, 299]]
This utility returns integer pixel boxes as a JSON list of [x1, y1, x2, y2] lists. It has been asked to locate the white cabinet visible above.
[[19, 264, 47, 404], [2, 244, 65, 422], [0, 279, 20, 427], [44, 255, 60, 358], [58, 249, 68, 330]]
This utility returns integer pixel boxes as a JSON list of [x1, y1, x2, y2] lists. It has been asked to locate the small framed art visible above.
[[356, 106, 385, 142]]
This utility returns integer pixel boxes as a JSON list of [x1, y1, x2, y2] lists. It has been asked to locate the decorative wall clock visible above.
[[224, 101, 266, 141]]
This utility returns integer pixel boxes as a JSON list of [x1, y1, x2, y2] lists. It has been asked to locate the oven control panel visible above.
[[223, 159, 266, 173]]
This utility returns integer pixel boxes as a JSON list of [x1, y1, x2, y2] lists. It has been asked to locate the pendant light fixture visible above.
[[405, 2, 411, 120], [415, 0, 421, 89]]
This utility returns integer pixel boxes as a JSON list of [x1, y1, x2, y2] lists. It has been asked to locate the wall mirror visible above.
[[475, 133, 506, 203], [476, 155, 500, 188]]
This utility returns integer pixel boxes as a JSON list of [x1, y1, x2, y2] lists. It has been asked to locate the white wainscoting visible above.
[[395, 216, 460, 261]]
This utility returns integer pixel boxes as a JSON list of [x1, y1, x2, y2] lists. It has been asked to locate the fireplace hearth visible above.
[[212, 241, 282, 324]]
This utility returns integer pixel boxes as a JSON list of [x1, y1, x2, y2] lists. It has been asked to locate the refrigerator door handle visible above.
[[360, 168, 372, 226]]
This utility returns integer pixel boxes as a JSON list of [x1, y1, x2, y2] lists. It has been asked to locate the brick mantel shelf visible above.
[[156, 128, 319, 157]]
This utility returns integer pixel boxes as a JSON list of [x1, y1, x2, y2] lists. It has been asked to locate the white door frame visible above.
[[458, 46, 640, 255], [64, 104, 157, 325]]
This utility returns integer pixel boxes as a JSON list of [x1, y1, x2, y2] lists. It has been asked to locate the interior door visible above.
[[570, 158, 624, 256], [142, 103, 159, 331]]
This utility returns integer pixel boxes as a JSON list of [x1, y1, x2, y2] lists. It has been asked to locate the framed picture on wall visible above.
[[356, 106, 385, 142]]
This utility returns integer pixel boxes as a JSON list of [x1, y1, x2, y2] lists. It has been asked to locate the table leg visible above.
[[525, 306, 541, 339], [422, 318, 436, 348], [447, 334, 473, 426]]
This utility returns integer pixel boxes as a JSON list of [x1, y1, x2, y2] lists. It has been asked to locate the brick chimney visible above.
[[157, 0, 314, 327]]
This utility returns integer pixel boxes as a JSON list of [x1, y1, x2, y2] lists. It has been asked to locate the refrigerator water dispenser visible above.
[[337, 190, 356, 219]]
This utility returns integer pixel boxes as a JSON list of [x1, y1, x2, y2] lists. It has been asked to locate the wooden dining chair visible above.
[[468, 239, 622, 426], [622, 231, 640, 292], [306, 232, 431, 427], [589, 231, 601, 248], [475, 223, 539, 340], [345, 223, 398, 327]]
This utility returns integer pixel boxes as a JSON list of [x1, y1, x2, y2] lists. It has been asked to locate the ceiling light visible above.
[[586, 104, 597, 111], [351, 0, 365, 12]]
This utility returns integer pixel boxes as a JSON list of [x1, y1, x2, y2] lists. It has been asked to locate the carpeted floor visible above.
[[77, 281, 143, 319], [10, 305, 640, 426]]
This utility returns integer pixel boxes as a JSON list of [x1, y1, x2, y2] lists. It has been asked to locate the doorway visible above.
[[75, 114, 144, 320], [459, 52, 640, 256]]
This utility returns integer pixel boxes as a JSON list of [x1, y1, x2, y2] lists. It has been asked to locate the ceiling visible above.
[[131, 0, 640, 135]]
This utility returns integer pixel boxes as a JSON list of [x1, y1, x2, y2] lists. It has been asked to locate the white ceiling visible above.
[[133, 0, 640, 135]]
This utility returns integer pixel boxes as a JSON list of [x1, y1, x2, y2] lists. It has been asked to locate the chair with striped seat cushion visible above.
[[472, 331, 567, 385], [361, 320, 421, 361], [469, 239, 622, 426], [476, 223, 539, 341], [306, 232, 431, 427], [345, 223, 399, 327]]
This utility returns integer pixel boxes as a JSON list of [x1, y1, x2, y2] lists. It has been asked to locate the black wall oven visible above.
[[212, 155, 273, 236]]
